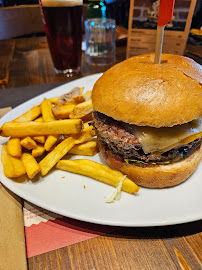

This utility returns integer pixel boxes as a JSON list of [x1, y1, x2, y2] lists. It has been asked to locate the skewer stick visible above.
[[154, 0, 175, 64], [154, 26, 165, 64]]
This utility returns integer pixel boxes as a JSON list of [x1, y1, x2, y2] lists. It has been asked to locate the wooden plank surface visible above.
[[28, 222, 202, 270], [0, 5, 44, 40], [0, 36, 126, 90], [0, 40, 15, 85]]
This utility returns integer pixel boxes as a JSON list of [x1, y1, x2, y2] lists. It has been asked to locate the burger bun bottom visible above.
[[99, 144, 202, 188]]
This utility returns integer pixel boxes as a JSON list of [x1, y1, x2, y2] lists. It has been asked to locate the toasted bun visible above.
[[92, 54, 202, 127], [99, 144, 202, 188]]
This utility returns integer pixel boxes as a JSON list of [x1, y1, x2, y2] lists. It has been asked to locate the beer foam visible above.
[[41, 0, 83, 7]]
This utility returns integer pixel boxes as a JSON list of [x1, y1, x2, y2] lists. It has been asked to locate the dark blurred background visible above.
[[0, 0, 201, 31], [0, 0, 130, 28]]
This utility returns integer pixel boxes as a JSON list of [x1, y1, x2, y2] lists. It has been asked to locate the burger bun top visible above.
[[92, 54, 202, 127]]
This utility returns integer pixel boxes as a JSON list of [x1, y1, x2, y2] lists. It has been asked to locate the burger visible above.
[[91, 54, 202, 188]]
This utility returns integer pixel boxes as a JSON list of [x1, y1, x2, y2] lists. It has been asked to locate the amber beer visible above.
[[39, 0, 83, 76]]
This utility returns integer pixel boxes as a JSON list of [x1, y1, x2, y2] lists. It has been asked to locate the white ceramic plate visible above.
[[0, 74, 202, 227]]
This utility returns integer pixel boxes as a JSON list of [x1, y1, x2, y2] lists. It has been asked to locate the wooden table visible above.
[[0, 36, 202, 270], [0, 36, 127, 90]]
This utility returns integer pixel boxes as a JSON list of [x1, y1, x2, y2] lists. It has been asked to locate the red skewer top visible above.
[[158, 0, 175, 27]]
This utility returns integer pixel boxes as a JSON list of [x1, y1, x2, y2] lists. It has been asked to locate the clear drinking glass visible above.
[[39, 0, 83, 76], [85, 19, 116, 65]]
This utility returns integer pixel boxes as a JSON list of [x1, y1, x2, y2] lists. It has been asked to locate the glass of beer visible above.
[[39, 0, 83, 76]]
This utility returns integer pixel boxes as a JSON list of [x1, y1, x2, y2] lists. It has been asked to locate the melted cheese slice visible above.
[[133, 118, 202, 154]]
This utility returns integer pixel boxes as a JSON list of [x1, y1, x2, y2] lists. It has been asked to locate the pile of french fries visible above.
[[0, 87, 139, 195]]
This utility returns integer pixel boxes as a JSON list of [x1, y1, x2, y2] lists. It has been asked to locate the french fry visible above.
[[63, 125, 95, 142], [0, 129, 5, 137], [83, 91, 92, 101], [7, 138, 22, 157], [57, 87, 83, 105], [41, 98, 59, 149], [1, 146, 15, 178], [73, 87, 84, 101], [32, 145, 45, 158], [56, 159, 139, 194], [21, 137, 37, 150], [1, 145, 26, 178], [48, 97, 58, 104], [68, 141, 98, 156], [69, 99, 93, 119], [52, 104, 75, 119], [39, 136, 76, 176], [14, 106, 41, 122], [83, 122, 91, 129], [34, 116, 44, 122], [1, 119, 83, 137], [81, 112, 93, 123], [41, 98, 55, 122], [74, 125, 96, 144], [44, 135, 58, 151], [57, 88, 87, 105], [33, 116, 46, 143], [72, 95, 85, 104], [33, 136, 46, 144], [39, 125, 95, 176], [21, 153, 40, 179]]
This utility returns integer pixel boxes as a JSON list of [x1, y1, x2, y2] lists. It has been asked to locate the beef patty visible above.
[[92, 111, 201, 165]]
